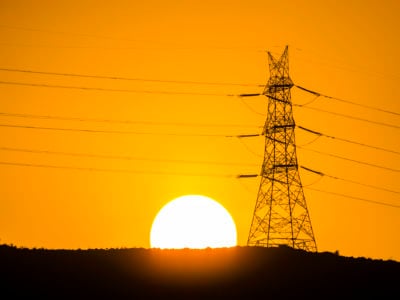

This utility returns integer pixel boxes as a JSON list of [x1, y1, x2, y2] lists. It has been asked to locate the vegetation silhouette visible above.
[[1, 244, 398, 299]]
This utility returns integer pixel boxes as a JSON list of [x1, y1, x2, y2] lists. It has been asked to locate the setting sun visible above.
[[150, 195, 237, 249]]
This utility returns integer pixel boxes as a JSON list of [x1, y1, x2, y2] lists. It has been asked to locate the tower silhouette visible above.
[[247, 46, 317, 251]]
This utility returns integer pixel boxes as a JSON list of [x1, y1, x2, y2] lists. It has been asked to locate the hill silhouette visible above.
[[1, 244, 398, 299]]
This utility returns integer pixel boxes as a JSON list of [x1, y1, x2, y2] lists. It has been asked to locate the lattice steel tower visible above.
[[247, 46, 317, 251]]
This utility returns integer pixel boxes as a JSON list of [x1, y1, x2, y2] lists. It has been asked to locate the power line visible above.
[[0, 80, 236, 96], [0, 67, 263, 87], [2, 158, 398, 209], [2, 159, 398, 209], [235, 124, 400, 156], [236, 138, 263, 158], [0, 41, 267, 53], [0, 42, 141, 49], [0, 161, 239, 178], [0, 25, 269, 52], [324, 173, 400, 195], [297, 134, 322, 147], [0, 24, 142, 42], [300, 166, 400, 195], [0, 25, 274, 53], [227, 124, 400, 165], [0, 111, 260, 128], [301, 175, 324, 187], [238, 92, 400, 129], [297, 145, 400, 173], [295, 85, 400, 116], [237, 173, 400, 208], [296, 95, 320, 107], [0, 146, 259, 167], [297, 125, 400, 155], [0, 123, 235, 137], [237, 97, 266, 116], [304, 186, 400, 209], [294, 104, 400, 129], [292, 48, 400, 81]]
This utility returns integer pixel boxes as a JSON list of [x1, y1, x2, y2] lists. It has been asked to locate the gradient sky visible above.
[[0, 0, 399, 260]]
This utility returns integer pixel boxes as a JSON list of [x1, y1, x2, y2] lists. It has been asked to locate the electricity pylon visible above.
[[247, 46, 317, 251]]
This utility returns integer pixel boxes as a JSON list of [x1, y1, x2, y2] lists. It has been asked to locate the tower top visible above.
[[264, 46, 293, 95]]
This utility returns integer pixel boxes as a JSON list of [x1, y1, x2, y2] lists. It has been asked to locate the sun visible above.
[[150, 195, 237, 249]]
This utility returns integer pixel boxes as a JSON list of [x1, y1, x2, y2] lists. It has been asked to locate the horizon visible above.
[[2, 243, 400, 264]]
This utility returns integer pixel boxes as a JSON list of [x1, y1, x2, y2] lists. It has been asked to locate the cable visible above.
[[236, 171, 400, 208], [0, 68, 264, 87], [236, 138, 263, 158], [328, 173, 400, 195], [0, 161, 239, 178], [237, 97, 266, 116], [301, 175, 324, 187], [297, 145, 400, 173], [292, 48, 400, 81], [0, 25, 268, 53], [300, 166, 400, 194], [296, 95, 320, 107], [294, 105, 400, 129], [304, 186, 400, 209], [0, 42, 140, 49], [0, 123, 233, 137], [295, 85, 400, 116], [297, 135, 322, 147], [234, 124, 399, 157], [0, 24, 143, 42], [297, 125, 400, 155], [238, 91, 400, 129], [0, 146, 259, 167], [237, 178, 258, 195], [0, 111, 260, 128], [0, 80, 236, 97]]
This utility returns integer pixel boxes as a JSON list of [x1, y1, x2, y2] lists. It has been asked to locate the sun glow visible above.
[[150, 195, 237, 249]]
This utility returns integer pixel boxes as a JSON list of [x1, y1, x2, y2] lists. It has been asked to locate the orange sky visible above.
[[0, 0, 399, 260]]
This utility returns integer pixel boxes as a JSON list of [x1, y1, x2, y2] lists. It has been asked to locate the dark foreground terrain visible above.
[[0, 244, 398, 299]]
